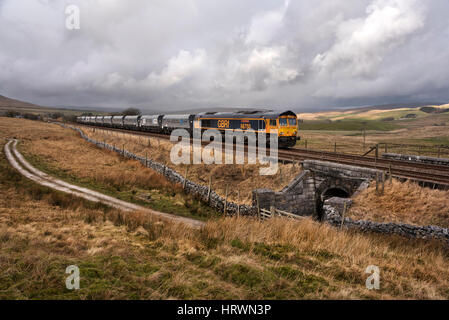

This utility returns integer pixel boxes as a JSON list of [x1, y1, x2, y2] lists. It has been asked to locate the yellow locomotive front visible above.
[[265, 111, 299, 148], [195, 110, 299, 148]]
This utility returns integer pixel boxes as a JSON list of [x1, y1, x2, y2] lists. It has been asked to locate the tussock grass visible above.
[[2, 118, 449, 299], [2, 168, 449, 299], [83, 126, 301, 204], [0, 117, 217, 220], [349, 180, 449, 228]]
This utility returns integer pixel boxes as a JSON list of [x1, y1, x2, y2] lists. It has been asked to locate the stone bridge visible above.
[[253, 160, 382, 219]]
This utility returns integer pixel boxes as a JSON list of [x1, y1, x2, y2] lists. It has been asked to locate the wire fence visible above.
[[296, 139, 449, 158]]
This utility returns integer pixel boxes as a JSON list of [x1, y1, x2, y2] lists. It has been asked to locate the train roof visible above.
[[196, 110, 296, 119], [163, 114, 194, 119], [141, 114, 163, 118]]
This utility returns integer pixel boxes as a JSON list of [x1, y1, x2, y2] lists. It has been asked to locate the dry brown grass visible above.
[[298, 124, 449, 157], [2, 165, 449, 299], [348, 180, 449, 228], [81, 125, 301, 204], [0, 117, 217, 220], [2, 118, 449, 299]]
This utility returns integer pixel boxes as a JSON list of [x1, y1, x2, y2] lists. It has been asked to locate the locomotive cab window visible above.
[[270, 119, 277, 126], [288, 118, 297, 126], [279, 118, 288, 126]]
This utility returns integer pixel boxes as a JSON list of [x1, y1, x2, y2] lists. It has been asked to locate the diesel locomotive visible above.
[[76, 110, 299, 148]]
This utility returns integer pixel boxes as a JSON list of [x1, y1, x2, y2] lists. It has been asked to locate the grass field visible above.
[[2, 142, 449, 299], [80, 125, 301, 204], [349, 180, 449, 228], [0, 118, 220, 221], [300, 119, 401, 131], [296, 109, 449, 157], [2, 117, 449, 299]]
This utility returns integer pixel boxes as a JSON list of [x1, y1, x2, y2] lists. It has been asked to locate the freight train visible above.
[[76, 110, 299, 148]]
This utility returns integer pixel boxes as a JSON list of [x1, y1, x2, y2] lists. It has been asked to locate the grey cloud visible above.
[[0, 0, 448, 112]]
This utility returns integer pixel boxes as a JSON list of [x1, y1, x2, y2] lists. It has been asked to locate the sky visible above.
[[0, 0, 448, 112]]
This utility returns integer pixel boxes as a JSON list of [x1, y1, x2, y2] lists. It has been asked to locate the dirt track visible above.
[[4, 139, 205, 229]]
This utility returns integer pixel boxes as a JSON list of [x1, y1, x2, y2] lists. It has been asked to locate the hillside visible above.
[[1, 118, 449, 299], [0, 94, 46, 109], [299, 103, 449, 121], [0, 94, 100, 116]]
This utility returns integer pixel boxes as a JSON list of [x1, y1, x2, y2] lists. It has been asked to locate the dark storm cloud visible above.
[[0, 0, 448, 112]]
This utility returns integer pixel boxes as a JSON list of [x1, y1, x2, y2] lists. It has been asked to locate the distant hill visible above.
[[339, 102, 445, 113], [0, 94, 46, 109], [298, 102, 449, 122], [0, 94, 104, 116]]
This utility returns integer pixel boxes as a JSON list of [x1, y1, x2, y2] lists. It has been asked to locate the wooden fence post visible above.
[[389, 163, 392, 184], [381, 171, 385, 195], [270, 206, 276, 218], [256, 192, 261, 220], [334, 142, 337, 153], [183, 166, 188, 191], [363, 129, 366, 152]]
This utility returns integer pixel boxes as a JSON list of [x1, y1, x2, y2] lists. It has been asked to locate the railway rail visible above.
[[68, 122, 449, 189]]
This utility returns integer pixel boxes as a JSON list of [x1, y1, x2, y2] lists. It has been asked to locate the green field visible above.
[[301, 119, 401, 131]]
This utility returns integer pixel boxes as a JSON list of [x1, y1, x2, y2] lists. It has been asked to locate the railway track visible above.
[[68, 122, 449, 188]]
